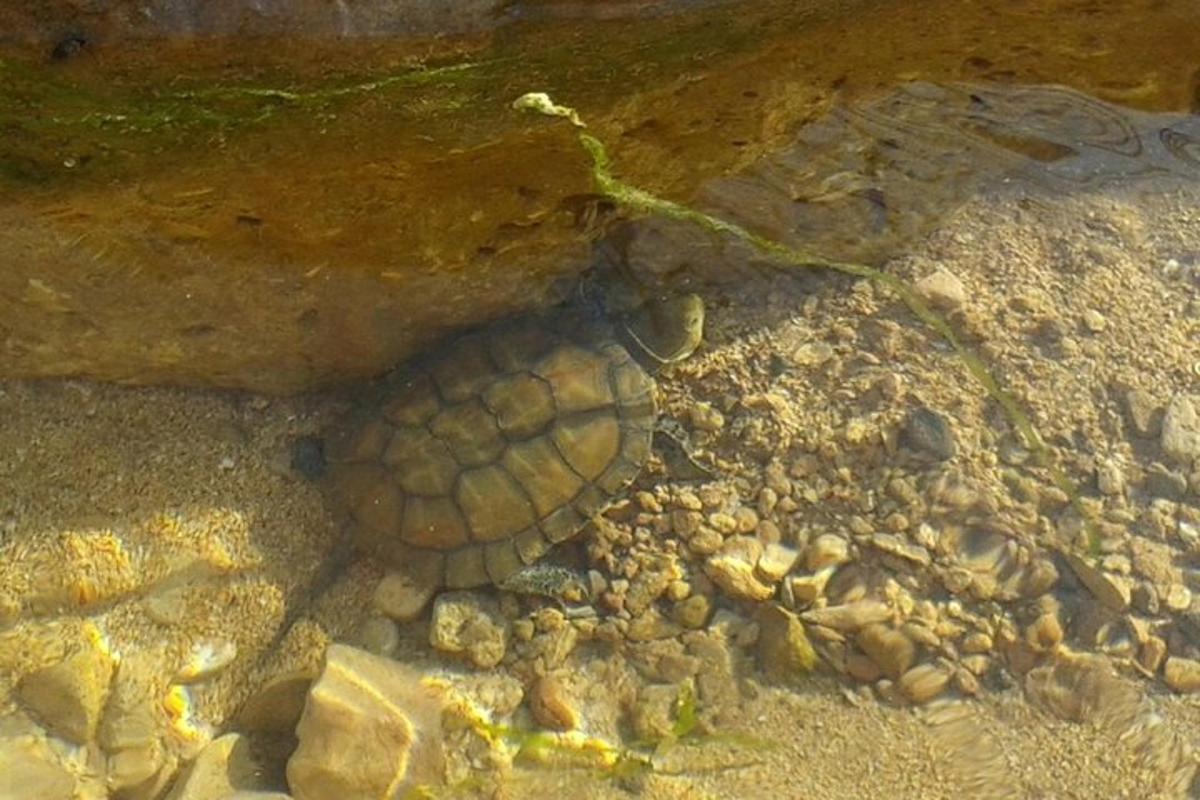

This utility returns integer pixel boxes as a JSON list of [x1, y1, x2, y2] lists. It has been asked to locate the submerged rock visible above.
[[17, 642, 116, 745], [288, 644, 445, 800]]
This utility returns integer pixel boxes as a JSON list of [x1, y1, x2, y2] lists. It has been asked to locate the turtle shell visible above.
[[325, 315, 656, 589]]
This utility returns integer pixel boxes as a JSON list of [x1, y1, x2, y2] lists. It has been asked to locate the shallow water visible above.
[[2, 1, 1200, 799]]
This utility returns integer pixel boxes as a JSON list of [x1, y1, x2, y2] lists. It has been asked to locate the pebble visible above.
[[1138, 636, 1167, 674], [1161, 393, 1200, 465], [163, 733, 271, 800], [802, 600, 892, 632], [175, 639, 238, 684], [288, 645, 445, 800], [961, 632, 993, 654], [1163, 657, 1200, 693], [1081, 308, 1107, 332], [901, 407, 957, 461], [1062, 552, 1130, 611], [429, 592, 509, 669], [1096, 459, 1125, 496], [756, 604, 817, 678], [914, 268, 967, 310], [673, 594, 713, 629], [898, 662, 951, 704], [857, 624, 916, 679], [1124, 389, 1162, 438], [756, 543, 801, 583], [806, 534, 851, 570], [705, 555, 776, 601], [18, 640, 116, 745], [786, 567, 835, 608], [1163, 583, 1193, 612], [1025, 613, 1063, 652], [528, 675, 579, 731], [870, 533, 931, 567], [373, 570, 437, 622]]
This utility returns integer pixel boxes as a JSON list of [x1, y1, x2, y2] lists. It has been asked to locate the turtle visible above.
[[318, 291, 705, 591]]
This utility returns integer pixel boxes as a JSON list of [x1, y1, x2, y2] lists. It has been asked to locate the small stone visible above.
[[1125, 389, 1162, 438], [672, 594, 713, 629], [914, 268, 967, 310], [898, 663, 951, 704], [1164, 583, 1193, 611], [857, 624, 916, 679], [1063, 553, 1130, 611], [953, 667, 980, 696], [846, 651, 882, 683], [689, 402, 725, 432], [708, 512, 738, 534], [18, 641, 116, 744], [756, 604, 817, 678], [164, 733, 270, 800], [756, 543, 801, 583], [671, 509, 703, 538], [1163, 657, 1200, 693], [373, 570, 437, 622], [1096, 459, 1125, 496], [961, 632, 993, 654], [1161, 394, 1200, 465], [288, 644, 445, 800], [1025, 613, 1063, 652], [806, 534, 851, 570], [869, 533, 931, 567], [1081, 308, 1107, 332], [705, 555, 775, 602], [786, 567, 835, 608], [961, 654, 991, 676], [1019, 559, 1060, 598], [1138, 636, 1167, 674], [528, 676, 579, 731], [802, 600, 892, 632], [901, 407, 957, 461], [430, 592, 509, 669], [174, 639, 238, 684], [688, 528, 724, 555]]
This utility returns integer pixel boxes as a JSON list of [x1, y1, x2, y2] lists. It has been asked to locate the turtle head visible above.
[[621, 293, 705, 370]]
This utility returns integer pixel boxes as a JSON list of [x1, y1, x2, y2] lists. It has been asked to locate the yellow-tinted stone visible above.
[[482, 373, 556, 439], [429, 399, 504, 466], [383, 427, 459, 495], [502, 437, 583, 517], [456, 465, 536, 542], [401, 496, 469, 550], [553, 412, 620, 481], [536, 346, 614, 413]]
